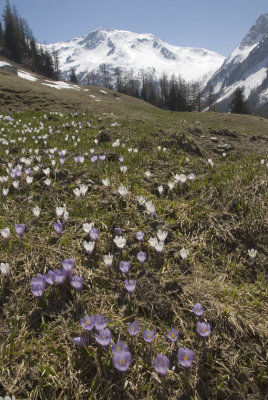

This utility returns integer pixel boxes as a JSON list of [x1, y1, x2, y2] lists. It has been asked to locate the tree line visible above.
[[78, 64, 210, 112], [0, 1, 60, 79]]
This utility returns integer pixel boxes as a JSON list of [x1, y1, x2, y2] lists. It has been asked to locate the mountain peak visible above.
[[240, 13, 268, 49]]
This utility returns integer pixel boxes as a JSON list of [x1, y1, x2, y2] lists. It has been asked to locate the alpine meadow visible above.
[[0, 2, 268, 400]]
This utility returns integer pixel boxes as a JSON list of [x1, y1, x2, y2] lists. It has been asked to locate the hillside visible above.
[[0, 62, 267, 400]]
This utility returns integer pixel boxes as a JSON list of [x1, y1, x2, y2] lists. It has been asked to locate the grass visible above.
[[0, 85, 267, 400]]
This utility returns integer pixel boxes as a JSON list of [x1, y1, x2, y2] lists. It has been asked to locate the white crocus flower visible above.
[[113, 236, 126, 249], [26, 176, 33, 185], [56, 206, 64, 218], [175, 174, 187, 183], [145, 200, 156, 216], [158, 185, 164, 195], [157, 229, 168, 242], [79, 184, 88, 197], [120, 166, 127, 173], [102, 178, 110, 187], [118, 184, 128, 198], [83, 241, 95, 254], [83, 223, 93, 233], [155, 241, 164, 253], [180, 248, 190, 260], [248, 249, 257, 259], [73, 188, 81, 197], [0, 228, 11, 239], [0, 262, 10, 276], [12, 180, 20, 189], [3, 188, 9, 196], [43, 167, 50, 177], [63, 211, 69, 221], [103, 254, 113, 267], [144, 171, 151, 178], [137, 195, 146, 205], [168, 181, 175, 191], [44, 178, 51, 186], [208, 158, 214, 167], [148, 237, 158, 248], [32, 206, 41, 218], [188, 173, 195, 180]]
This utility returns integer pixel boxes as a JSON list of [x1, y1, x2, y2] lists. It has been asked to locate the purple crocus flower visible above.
[[177, 347, 195, 368], [166, 328, 179, 342], [59, 157, 65, 165], [53, 221, 63, 238], [99, 154, 106, 161], [25, 167, 32, 175], [137, 251, 146, 265], [119, 261, 130, 277], [61, 258, 74, 277], [73, 336, 89, 346], [192, 302, 205, 317], [112, 340, 129, 354], [54, 269, 67, 285], [89, 227, 99, 241], [118, 156, 124, 163], [196, 322, 211, 338], [44, 270, 55, 285], [113, 350, 132, 372], [95, 328, 112, 347], [125, 279, 136, 295], [31, 275, 46, 298], [71, 275, 84, 292], [91, 155, 98, 163], [14, 223, 25, 240], [94, 313, 109, 330], [142, 329, 155, 344], [80, 314, 95, 331], [136, 231, 144, 242], [153, 354, 170, 377], [127, 321, 140, 338], [74, 156, 79, 163], [114, 227, 122, 236]]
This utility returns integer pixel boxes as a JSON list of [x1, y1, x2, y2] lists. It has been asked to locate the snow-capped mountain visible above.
[[45, 28, 225, 85], [202, 14, 268, 113]]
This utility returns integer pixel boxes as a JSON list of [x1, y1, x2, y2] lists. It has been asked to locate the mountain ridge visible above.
[[203, 13, 268, 114], [45, 27, 225, 85]]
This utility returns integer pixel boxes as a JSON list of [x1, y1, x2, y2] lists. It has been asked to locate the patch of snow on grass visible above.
[[42, 80, 81, 90], [18, 70, 38, 81], [0, 61, 12, 67]]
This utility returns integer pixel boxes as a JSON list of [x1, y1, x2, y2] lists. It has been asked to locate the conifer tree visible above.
[[230, 88, 249, 114], [0, 21, 4, 47], [3, 1, 22, 62], [70, 68, 78, 83]]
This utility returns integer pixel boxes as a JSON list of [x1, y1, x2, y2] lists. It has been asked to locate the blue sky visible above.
[[4, 0, 268, 56]]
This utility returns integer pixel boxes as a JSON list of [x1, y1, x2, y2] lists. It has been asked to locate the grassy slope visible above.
[[0, 69, 267, 400]]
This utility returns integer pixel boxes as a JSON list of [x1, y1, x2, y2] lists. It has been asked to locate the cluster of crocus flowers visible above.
[[76, 313, 112, 349], [191, 302, 211, 339], [30, 258, 83, 298], [112, 340, 132, 372]]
